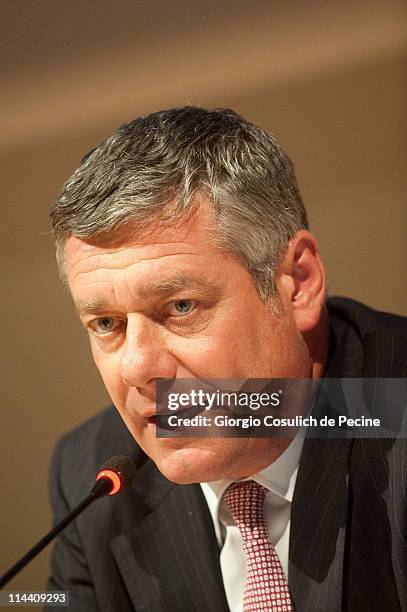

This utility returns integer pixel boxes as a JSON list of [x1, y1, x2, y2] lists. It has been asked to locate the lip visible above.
[[142, 402, 206, 417], [139, 408, 157, 419], [155, 404, 209, 432], [139, 408, 178, 429], [164, 404, 206, 417]]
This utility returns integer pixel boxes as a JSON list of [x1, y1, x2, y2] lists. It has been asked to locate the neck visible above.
[[306, 305, 330, 380]]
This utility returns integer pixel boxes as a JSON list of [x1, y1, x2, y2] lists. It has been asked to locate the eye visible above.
[[165, 299, 197, 317], [88, 316, 122, 335]]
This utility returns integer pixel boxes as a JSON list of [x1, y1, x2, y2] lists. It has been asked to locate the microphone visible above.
[[92, 455, 137, 498], [0, 455, 137, 589]]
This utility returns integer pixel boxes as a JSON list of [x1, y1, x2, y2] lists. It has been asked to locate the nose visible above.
[[119, 314, 177, 393]]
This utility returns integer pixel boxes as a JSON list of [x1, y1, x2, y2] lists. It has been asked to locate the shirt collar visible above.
[[200, 431, 305, 540]]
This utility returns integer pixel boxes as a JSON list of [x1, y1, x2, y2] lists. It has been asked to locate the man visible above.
[[48, 107, 406, 611]]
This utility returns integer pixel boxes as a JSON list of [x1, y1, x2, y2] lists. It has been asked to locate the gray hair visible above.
[[50, 106, 308, 299]]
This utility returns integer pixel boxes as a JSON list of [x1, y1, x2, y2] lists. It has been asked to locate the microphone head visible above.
[[94, 455, 137, 498]]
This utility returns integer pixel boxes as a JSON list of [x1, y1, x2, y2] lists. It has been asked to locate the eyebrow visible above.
[[75, 274, 222, 315], [76, 298, 109, 315], [137, 274, 221, 299]]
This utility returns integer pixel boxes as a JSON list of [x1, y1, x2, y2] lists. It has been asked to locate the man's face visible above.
[[64, 198, 312, 483]]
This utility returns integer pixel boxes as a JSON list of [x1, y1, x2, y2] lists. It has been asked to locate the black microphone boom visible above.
[[0, 455, 136, 589]]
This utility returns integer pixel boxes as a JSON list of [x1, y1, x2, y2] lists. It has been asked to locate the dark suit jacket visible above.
[[47, 297, 407, 611]]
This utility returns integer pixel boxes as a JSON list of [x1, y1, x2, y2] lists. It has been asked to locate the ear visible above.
[[276, 230, 326, 332]]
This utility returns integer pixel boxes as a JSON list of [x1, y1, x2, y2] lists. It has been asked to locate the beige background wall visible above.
[[1, 0, 406, 597]]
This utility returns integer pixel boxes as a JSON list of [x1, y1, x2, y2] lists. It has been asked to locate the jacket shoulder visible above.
[[327, 296, 407, 377], [327, 296, 407, 334]]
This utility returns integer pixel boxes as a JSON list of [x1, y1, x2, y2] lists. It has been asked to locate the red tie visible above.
[[223, 480, 294, 612]]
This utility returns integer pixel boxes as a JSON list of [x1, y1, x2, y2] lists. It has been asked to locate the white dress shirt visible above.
[[200, 433, 304, 612]]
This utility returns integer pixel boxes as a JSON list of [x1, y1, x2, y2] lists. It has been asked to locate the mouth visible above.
[[144, 398, 239, 432], [152, 404, 208, 431], [145, 404, 200, 424], [147, 414, 158, 426]]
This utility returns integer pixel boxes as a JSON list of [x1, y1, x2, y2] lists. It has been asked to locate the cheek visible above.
[[208, 312, 254, 352], [91, 346, 124, 399], [176, 334, 243, 376]]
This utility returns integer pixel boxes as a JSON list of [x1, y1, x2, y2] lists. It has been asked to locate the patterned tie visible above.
[[223, 480, 294, 612]]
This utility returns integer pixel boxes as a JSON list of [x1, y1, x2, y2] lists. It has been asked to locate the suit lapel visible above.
[[110, 456, 229, 612], [288, 304, 361, 610], [289, 436, 352, 611]]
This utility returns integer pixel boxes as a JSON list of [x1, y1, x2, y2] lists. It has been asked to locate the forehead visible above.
[[64, 204, 219, 277], [63, 200, 254, 308]]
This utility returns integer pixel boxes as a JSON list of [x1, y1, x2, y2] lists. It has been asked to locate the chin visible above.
[[153, 445, 231, 484]]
